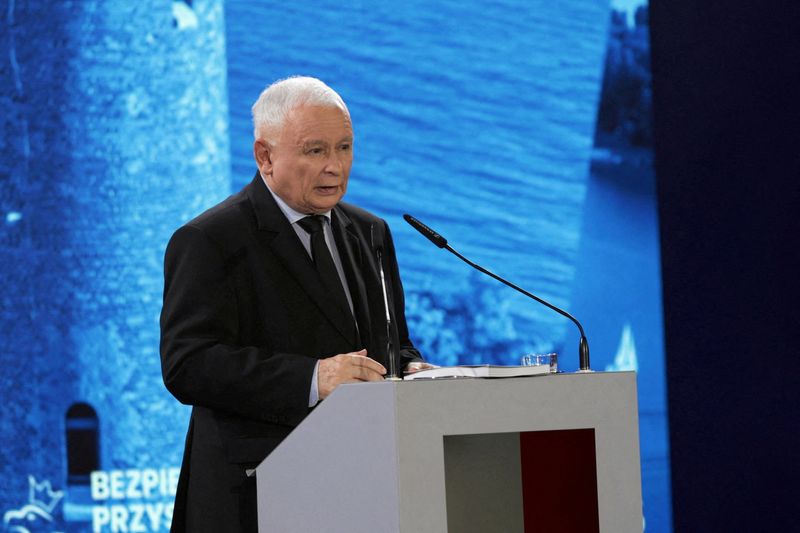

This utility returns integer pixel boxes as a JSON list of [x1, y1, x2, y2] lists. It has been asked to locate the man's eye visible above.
[[307, 147, 324, 155], [339, 144, 352, 151]]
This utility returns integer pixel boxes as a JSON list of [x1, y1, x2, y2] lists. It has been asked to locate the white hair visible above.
[[251, 76, 350, 143]]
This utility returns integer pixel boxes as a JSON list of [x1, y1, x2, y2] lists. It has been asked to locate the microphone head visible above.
[[403, 214, 448, 248]]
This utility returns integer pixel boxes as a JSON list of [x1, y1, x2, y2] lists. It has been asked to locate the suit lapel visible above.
[[245, 173, 359, 347]]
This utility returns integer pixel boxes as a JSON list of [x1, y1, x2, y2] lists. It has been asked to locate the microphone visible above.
[[403, 214, 447, 248], [371, 223, 401, 380], [403, 214, 591, 371]]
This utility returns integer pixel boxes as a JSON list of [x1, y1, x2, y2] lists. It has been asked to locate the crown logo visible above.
[[2, 475, 64, 528], [28, 475, 64, 515]]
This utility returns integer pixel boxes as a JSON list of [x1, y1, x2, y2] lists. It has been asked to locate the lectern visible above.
[[254, 371, 642, 532]]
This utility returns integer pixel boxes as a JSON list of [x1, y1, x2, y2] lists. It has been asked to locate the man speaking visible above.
[[160, 76, 428, 532]]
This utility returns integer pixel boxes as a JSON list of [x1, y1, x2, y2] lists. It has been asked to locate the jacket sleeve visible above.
[[159, 224, 316, 427]]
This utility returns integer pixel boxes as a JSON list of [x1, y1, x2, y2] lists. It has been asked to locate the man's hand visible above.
[[318, 349, 386, 400], [404, 361, 439, 374]]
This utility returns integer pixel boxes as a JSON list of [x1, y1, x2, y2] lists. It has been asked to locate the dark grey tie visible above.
[[297, 215, 355, 325]]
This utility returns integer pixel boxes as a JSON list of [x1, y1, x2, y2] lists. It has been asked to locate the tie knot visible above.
[[297, 215, 326, 234]]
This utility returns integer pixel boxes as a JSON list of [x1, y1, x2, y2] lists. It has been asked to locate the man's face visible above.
[[257, 104, 354, 214]]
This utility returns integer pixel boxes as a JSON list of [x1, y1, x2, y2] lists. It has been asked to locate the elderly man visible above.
[[160, 76, 428, 532]]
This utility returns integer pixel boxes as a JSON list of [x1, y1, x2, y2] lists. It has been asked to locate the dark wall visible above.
[[651, 2, 800, 530]]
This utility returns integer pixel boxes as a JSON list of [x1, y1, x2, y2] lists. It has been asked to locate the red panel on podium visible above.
[[520, 428, 599, 533]]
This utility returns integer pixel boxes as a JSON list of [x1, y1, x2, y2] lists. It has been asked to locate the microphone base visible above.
[[579, 336, 591, 372]]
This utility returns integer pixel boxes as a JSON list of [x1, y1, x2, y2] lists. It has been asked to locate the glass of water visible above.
[[520, 352, 558, 373]]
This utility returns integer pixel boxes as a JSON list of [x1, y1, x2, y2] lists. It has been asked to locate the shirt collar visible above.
[[260, 173, 332, 225]]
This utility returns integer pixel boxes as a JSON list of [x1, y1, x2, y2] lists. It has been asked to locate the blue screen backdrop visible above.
[[0, 0, 670, 531]]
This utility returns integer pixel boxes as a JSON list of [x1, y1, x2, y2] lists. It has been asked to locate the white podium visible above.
[[255, 372, 642, 533]]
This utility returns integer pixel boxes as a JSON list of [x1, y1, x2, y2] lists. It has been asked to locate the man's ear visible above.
[[253, 139, 273, 175]]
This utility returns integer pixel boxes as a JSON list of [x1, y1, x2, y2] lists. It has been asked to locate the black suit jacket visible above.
[[160, 174, 421, 532]]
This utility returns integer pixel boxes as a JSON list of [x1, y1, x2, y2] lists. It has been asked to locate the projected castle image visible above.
[[1, 1, 228, 530]]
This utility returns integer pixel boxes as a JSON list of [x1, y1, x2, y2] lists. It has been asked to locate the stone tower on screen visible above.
[[0, 1, 230, 527]]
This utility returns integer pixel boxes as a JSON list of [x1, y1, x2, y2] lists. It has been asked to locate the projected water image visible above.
[[225, 0, 670, 529]]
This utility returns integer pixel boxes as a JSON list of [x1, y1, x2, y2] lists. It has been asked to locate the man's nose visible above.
[[324, 153, 346, 175]]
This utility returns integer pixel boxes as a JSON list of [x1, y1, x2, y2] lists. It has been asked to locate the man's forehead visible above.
[[285, 105, 353, 140]]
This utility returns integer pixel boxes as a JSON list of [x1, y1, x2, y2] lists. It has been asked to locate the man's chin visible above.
[[308, 194, 344, 212]]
